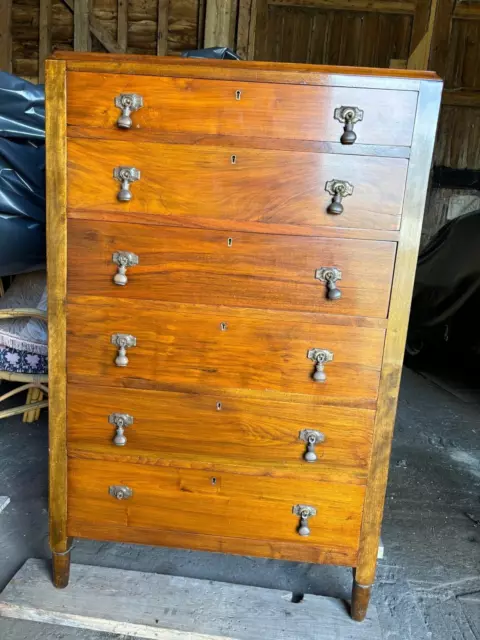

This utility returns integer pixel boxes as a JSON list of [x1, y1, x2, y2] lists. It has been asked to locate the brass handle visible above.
[[325, 179, 353, 215], [109, 485, 133, 500], [112, 251, 139, 286], [113, 166, 140, 202], [315, 267, 342, 300], [299, 430, 325, 462], [114, 93, 143, 129], [111, 333, 137, 367], [108, 412, 134, 446], [292, 504, 317, 537], [334, 106, 364, 145], [307, 348, 333, 383]]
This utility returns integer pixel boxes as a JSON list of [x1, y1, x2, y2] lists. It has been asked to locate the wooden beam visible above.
[[407, 0, 439, 69], [157, 0, 169, 56], [237, 0, 253, 59], [61, 0, 125, 54], [454, 3, 480, 19], [197, 0, 207, 48], [0, 0, 12, 73], [74, 0, 91, 51], [443, 89, 480, 108], [428, 0, 455, 77], [269, 0, 415, 13], [204, 0, 238, 48], [39, 0, 53, 82], [117, 0, 128, 51]]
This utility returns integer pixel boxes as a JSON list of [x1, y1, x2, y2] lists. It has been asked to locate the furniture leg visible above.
[[350, 577, 373, 622], [23, 387, 38, 423], [52, 542, 72, 589]]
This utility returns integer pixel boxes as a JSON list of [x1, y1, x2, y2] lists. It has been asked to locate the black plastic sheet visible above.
[[181, 47, 241, 60], [0, 73, 45, 277]]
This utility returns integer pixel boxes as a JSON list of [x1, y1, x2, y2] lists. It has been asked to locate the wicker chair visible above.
[[0, 308, 48, 422]]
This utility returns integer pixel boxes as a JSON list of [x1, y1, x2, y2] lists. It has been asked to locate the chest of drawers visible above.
[[46, 52, 441, 621]]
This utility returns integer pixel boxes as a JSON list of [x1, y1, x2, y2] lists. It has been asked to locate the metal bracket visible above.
[[111, 333, 137, 367], [114, 93, 144, 129], [299, 429, 325, 462], [108, 412, 134, 446], [292, 504, 317, 537], [325, 180, 354, 198], [112, 251, 139, 286], [108, 485, 133, 500]]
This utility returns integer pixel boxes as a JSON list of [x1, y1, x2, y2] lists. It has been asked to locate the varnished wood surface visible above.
[[45, 59, 69, 555], [67, 385, 374, 484], [67, 139, 407, 232], [67, 219, 396, 317], [355, 80, 443, 586], [67, 71, 418, 146], [67, 458, 365, 552], [66, 296, 385, 407], [67, 126, 412, 159]]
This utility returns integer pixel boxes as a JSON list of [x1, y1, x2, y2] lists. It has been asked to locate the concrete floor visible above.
[[0, 367, 479, 639]]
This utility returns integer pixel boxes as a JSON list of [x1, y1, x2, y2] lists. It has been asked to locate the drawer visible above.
[[67, 386, 374, 483], [68, 219, 396, 318], [66, 296, 385, 407], [67, 71, 417, 147], [67, 458, 365, 554], [67, 139, 407, 232]]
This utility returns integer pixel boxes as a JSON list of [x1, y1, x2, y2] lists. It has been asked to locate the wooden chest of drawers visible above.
[[46, 52, 441, 621]]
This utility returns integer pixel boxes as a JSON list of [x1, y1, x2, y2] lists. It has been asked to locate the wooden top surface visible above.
[[51, 51, 441, 87]]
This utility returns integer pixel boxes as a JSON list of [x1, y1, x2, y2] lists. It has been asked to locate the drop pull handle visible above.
[[315, 267, 342, 300], [115, 93, 143, 129], [114, 166, 140, 202], [299, 430, 325, 462], [112, 251, 139, 286], [325, 179, 354, 215], [292, 504, 317, 537], [334, 106, 364, 144], [307, 348, 333, 383], [111, 333, 137, 367], [108, 412, 134, 446], [109, 485, 133, 500]]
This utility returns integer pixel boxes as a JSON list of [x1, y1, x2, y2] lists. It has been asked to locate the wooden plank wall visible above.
[[9, 0, 203, 83]]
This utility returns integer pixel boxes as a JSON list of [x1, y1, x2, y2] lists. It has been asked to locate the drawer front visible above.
[[67, 385, 374, 481], [67, 139, 407, 232], [67, 220, 396, 318], [66, 297, 384, 406], [67, 458, 365, 552], [67, 71, 417, 147]]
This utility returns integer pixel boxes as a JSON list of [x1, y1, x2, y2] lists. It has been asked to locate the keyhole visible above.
[[227, 238, 233, 247], [211, 477, 217, 485], [216, 401, 222, 410], [220, 322, 228, 331], [231, 155, 236, 165], [235, 90, 241, 100]]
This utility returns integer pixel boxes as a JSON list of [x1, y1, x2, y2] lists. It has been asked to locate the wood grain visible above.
[[67, 384, 374, 483], [67, 458, 365, 552], [355, 80, 443, 586], [45, 59, 69, 555], [66, 71, 418, 146], [67, 139, 407, 232], [67, 219, 396, 317], [66, 296, 385, 406], [0, 0, 12, 73]]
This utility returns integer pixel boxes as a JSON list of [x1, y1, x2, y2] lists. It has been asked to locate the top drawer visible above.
[[67, 72, 418, 147]]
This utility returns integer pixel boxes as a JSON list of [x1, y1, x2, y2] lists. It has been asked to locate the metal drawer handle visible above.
[[299, 430, 325, 462], [111, 333, 137, 367], [115, 93, 143, 129], [114, 166, 140, 202], [325, 179, 353, 215], [334, 106, 363, 145], [307, 348, 333, 383], [109, 485, 133, 500], [108, 412, 134, 446], [315, 267, 342, 300], [292, 504, 317, 537], [112, 251, 139, 286]]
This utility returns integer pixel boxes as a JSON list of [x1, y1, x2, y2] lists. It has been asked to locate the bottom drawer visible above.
[[67, 459, 364, 564]]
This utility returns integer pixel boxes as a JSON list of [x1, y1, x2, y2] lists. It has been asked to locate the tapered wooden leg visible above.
[[52, 548, 71, 588], [351, 579, 372, 622]]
